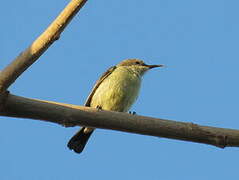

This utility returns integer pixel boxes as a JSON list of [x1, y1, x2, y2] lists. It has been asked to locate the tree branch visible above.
[[0, 0, 238, 151], [1, 93, 239, 149], [0, 0, 88, 93]]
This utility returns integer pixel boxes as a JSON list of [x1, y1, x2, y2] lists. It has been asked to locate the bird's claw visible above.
[[96, 105, 102, 111], [129, 111, 136, 115]]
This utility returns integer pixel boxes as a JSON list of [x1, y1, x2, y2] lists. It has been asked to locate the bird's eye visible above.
[[135, 61, 140, 65]]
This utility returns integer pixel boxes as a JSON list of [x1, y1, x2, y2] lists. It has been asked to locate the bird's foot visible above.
[[129, 111, 136, 115], [96, 105, 102, 111]]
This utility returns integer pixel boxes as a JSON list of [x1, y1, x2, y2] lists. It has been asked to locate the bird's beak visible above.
[[145, 64, 164, 69]]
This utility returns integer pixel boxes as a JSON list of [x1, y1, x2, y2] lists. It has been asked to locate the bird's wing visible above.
[[84, 66, 117, 107]]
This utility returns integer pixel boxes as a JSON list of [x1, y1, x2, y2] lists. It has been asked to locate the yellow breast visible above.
[[90, 66, 141, 112]]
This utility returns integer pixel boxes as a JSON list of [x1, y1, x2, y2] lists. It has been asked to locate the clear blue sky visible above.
[[1, 0, 239, 179]]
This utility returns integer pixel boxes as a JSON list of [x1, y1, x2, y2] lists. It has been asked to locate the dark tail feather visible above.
[[67, 127, 94, 154]]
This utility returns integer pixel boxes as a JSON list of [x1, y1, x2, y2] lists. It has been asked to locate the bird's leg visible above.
[[96, 105, 102, 111], [129, 111, 137, 115]]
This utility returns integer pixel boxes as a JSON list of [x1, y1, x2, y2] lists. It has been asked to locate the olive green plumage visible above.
[[67, 59, 163, 153]]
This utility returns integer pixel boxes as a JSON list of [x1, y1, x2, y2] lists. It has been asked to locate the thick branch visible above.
[[1, 94, 239, 149], [0, 0, 87, 93]]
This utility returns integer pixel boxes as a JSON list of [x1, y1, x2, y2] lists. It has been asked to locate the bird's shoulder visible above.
[[84, 66, 117, 106]]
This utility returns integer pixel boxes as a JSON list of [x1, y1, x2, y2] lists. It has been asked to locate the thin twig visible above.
[[0, 0, 88, 93]]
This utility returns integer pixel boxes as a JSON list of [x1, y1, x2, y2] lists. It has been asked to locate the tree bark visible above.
[[1, 93, 239, 149]]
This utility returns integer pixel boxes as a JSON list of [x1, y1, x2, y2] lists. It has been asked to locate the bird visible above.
[[67, 59, 163, 154]]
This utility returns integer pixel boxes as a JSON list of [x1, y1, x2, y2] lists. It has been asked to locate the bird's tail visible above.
[[67, 127, 94, 154]]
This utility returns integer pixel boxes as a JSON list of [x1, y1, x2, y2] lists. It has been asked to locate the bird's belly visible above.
[[90, 73, 141, 112]]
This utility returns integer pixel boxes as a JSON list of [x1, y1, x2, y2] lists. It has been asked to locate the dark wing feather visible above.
[[84, 66, 117, 107]]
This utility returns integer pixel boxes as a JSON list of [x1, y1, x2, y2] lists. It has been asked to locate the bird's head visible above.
[[117, 59, 163, 76]]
